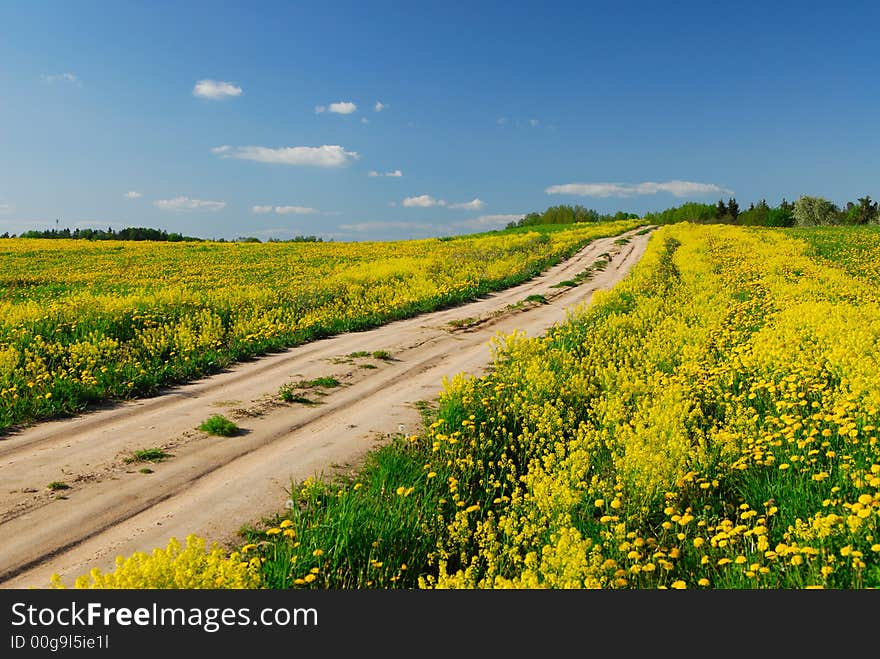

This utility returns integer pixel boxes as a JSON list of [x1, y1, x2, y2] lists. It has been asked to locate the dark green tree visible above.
[[727, 197, 740, 222]]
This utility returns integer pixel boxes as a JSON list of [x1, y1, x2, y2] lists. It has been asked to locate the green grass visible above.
[[279, 383, 320, 405], [298, 376, 340, 388], [198, 414, 240, 436], [124, 447, 172, 464], [371, 350, 392, 360], [242, 433, 445, 589], [448, 316, 479, 328], [524, 294, 547, 304], [47, 481, 70, 491], [139, 467, 154, 474], [347, 351, 371, 358]]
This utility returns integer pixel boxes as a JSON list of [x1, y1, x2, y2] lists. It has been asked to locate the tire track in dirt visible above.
[[0, 226, 654, 588]]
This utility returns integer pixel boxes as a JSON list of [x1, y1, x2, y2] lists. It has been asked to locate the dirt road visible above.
[[0, 226, 653, 588]]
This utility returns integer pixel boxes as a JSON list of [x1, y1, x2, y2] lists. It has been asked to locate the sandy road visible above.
[[0, 226, 653, 588]]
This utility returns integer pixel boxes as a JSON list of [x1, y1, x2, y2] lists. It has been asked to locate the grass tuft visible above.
[[198, 414, 240, 436]]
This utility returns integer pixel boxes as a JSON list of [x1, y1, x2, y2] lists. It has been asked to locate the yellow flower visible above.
[[670, 580, 686, 590]]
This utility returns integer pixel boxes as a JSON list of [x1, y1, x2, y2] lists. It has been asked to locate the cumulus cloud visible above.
[[340, 221, 436, 232], [154, 196, 226, 212], [496, 117, 508, 125], [402, 194, 446, 208], [43, 72, 80, 85], [449, 198, 486, 211], [213, 144, 359, 167], [124, 191, 142, 199], [253, 205, 318, 215], [369, 169, 403, 178], [456, 214, 524, 229], [316, 101, 357, 115], [529, 118, 540, 127], [374, 101, 387, 112], [361, 117, 370, 124], [192, 79, 242, 100], [274, 205, 317, 215], [545, 180, 732, 198]]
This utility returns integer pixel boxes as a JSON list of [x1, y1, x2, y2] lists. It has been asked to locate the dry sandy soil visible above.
[[0, 226, 653, 588]]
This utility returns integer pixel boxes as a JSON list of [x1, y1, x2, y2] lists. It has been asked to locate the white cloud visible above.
[[361, 117, 370, 124], [529, 118, 540, 127], [330, 101, 357, 114], [449, 198, 486, 211], [340, 221, 436, 232], [253, 205, 318, 215], [0, 203, 12, 214], [374, 101, 387, 112], [214, 144, 359, 167], [193, 79, 242, 100], [274, 205, 317, 215], [496, 117, 507, 125], [43, 72, 80, 85], [545, 180, 733, 198], [154, 196, 226, 212], [317, 101, 357, 115], [369, 169, 403, 178], [211, 145, 231, 154], [402, 194, 446, 208], [124, 191, 142, 199], [456, 214, 524, 230]]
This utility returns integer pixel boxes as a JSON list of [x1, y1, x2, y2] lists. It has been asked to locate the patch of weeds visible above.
[[298, 376, 340, 388], [371, 350, 392, 360], [413, 399, 438, 426], [359, 363, 378, 370], [139, 467, 154, 474], [198, 414, 240, 436], [47, 481, 70, 491], [347, 351, 371, 358], [448, 316, 479, 329], [124, 448, 172, 464], [524, 294, 547, 304], [613, 237, 631, 246], [279, 383, 320, 405], [551, 280, 578, 288]]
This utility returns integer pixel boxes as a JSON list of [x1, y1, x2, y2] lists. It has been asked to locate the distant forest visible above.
[[0, 225, 325, 243], [508, 193, 880, 229]]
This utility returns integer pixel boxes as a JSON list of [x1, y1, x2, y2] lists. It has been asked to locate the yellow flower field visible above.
[[0, 220, 639, 432], [49, 222, 880, 589]]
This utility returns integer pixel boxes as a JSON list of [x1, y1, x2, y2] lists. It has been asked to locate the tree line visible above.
[[4, 226, 202, 241], [507, 194, 879, 230], [644, 194, 879, 227]]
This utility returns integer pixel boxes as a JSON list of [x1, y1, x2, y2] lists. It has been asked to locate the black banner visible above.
[[0, 587, 872, 654]]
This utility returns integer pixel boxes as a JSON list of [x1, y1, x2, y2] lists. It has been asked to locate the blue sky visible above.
[[1, 1, 878, 241]]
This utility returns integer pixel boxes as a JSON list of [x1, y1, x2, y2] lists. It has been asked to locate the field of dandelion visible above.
[[44, 222, 880, 589], [0, 220, 640, 434]]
